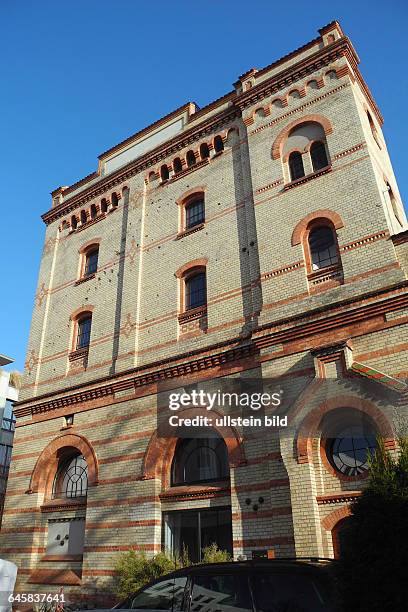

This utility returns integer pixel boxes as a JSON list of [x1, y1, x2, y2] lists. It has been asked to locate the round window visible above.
[[328, 424, 377, 477]]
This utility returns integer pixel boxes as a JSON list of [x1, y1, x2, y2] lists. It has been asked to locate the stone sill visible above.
[[283, 165, 332, 190], [307, 264, 342, 283], [175, 223, 205, 240], [160, 481, 230, 502], [40, 497, 87, 513], [178, 305, 207, 324], [41, 554, 83, 562], [68, 347, 89, 362], [74, 273, 96, 286], [28, 568, 82, 585]]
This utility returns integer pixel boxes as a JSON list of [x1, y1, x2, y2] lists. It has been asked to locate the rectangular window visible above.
[[84, 249, 99, 276], [163, 507, 232, 563], [76, 317, 92, 349], [186, 200, 205, 229], [0, 445, 13, 475], [46, 518, 85, 556], [186, 273, 206, 310], [1, 401, 15, 432]]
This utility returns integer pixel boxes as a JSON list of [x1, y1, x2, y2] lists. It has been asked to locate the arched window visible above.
[[200, 143, 210, 160], [367, 111, 381, 148], [111, 192, 119, 208], [386, 182, 403, 226], [310, 141, 329, 171], [308, 80, 319, 90], [323, 410, 378, 477], [289, 90, 301, 100], [90, 204, 97, 219], [308, 225, 338, 270], [160, 164, 169, 181], [71, 215, 78, 230], [53, 454, 88, 499], [185, 198, 205, 229], [186, 150, 196, 167], [288, 151, 305, 181], [101, 198, 108, 214], [185, 271, 206, 310], [283, 121, 331, 183], [80, 210, 87, 225], [272, 99, 283, 109], [84, 247, 99, 277], [171, 437, 229, 486], [173, 157, 183, 174], [76, 314, 92, 349], [214, 135, 224, 153]]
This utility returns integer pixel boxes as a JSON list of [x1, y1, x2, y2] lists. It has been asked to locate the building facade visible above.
[[1, 21, 408, 602], [0, 357, 18, 526]]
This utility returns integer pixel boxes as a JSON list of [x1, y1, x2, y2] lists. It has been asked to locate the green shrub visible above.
[[336, 437, 408, 612], [201, 543, 232, 564], [114, 551, 179, 598], [115, 544, 232, 598]]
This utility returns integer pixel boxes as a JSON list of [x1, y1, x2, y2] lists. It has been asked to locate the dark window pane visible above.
[[329, 425, 377, 476], [191, 574, 252, 612], [130, 577, 187, 610], [164, 508, 232, 564], [53, 455, 88, 499], [186, 200, 205, 229], [309, 227, 338, 270], [289, 151, 305, 181], [172, 438, 229, 486], [214, 136, 224, 153], [76, 316, 92, 349], [84, 250, 98, 276], [311, 141, 329, 171], [200, 508, 232, 558], [186, 273, 206, 310], [253, 572, 333, 612]]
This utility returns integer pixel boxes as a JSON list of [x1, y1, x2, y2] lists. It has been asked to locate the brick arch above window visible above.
[[271, 114, 333, 160], [69, 305, 95, 321], [28, 432, 99, 496], [295, 395, 395, 465], [175, 258, 208, 279], [322, 506, 352, 532], [141, 409, 246, 489], [291, 209, 344, 247], [78, 238, 101, 254], [176, 187, 206, 207]]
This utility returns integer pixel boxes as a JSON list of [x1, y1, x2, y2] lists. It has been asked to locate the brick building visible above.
[[2, 20, 408, 601]]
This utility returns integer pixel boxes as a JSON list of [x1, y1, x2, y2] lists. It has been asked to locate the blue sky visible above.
[[1, 0, 407, 373]]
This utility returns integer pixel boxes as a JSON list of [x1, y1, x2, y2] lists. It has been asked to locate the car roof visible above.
[[147, 558, 333, 581]]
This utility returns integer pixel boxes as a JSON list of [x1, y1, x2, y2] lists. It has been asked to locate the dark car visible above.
[[113, 558, 335, 611]]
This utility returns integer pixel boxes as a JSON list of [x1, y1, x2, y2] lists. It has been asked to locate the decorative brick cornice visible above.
[[42, 108, 239, 226], [15, 343, 257, 418], [41, 32, 381, 228], [316, 492, 362, 505], [235, 37, 355, 114], [169, 158, 210, 183]]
